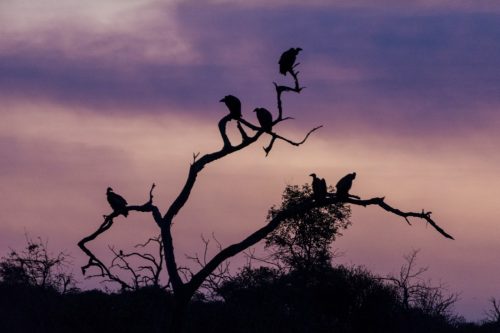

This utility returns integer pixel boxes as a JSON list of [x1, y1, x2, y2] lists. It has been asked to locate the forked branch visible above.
[[78, 184, 162, 288], [186, 193, 452, 293], [264, 125, 323, 156]]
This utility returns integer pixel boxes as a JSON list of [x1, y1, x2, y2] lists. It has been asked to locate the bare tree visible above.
[[85, 235, 166, 291], [385, 250, 428, 310], [78, 49, 453, 332], [413, 281, 459, 319], [184, 233, 233, 300], [385, 250, 458, 318], [1, 234, 77, 294], [485, 298, 500, 324]]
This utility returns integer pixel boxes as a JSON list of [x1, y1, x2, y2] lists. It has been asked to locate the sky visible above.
[[1, 0, 499, 321]]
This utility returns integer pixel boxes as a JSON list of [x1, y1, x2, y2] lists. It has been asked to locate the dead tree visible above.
[[384, 249, 458, 317], [184, 233, 233, 300], [78, 49, 453, 332], [84, 235, 165, 290], [485, 298, 500, 324], [1, 234, 77, 293]]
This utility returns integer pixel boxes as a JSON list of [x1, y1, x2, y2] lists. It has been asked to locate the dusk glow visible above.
[[1, 0, 499, 323]]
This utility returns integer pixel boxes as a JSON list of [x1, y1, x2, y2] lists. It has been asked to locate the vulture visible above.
[[220, 95, 242, 120], [310, 173, 327, 200], [335, 172, 356, 198], [279, 47, 302, 76], [106, 187, 128, 217], [253, 108, 273, 132]]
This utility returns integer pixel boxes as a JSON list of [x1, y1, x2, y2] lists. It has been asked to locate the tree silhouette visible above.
[[85, 235, 166, 291], [265, 184, 350, 272], [78, 49, 453, 332], [384, 250, 458, 318], [1, 234, 77, 293], [485, 298, 500, 325]]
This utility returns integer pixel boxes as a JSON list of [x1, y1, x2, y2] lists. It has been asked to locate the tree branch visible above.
[[344, 196, 454, 239], [263, 125, 323, 156], [255, 66, 320, 156], [187, 198, 316, 293], [217, 114, 233, 148], [78, 184, 161, 287], [274, 68, 303, 121], [236, 121, 250, 141], [186, 193, 453, 293]]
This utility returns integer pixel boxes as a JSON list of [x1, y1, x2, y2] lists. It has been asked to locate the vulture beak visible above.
[[219, 98, 225, 102]]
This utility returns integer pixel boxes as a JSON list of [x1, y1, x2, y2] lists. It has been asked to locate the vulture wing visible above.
[[278, 48, 302, 75], [279, 48, 294, 75], [336, 173, 354, 197], [222, 95, 242, 119], [319, 178, 328, 197], [107, 191, 128, 217], [256, 108, 273, 132]]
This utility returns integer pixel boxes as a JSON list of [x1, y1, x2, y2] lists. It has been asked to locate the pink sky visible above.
[[1, 0, 499, 321]]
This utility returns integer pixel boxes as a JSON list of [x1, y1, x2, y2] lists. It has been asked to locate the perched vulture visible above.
[[279, 47, 302, 76], [220, 95, 242, 120], [253, 108, 273, 132], [335, 172, 356, 198], [310, 173, 328, 200], [106, 187, 128, 217]]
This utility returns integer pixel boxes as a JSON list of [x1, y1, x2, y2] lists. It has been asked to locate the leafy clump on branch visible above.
[[265, 184, 351, 272]]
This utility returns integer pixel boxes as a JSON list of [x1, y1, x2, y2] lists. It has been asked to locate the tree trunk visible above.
[[169, 292, 191, 333]]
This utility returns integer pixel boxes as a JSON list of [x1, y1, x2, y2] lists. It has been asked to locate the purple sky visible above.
[[1, 0, 500, 321]]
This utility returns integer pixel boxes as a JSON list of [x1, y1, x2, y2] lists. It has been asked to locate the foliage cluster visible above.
[[265, 184, 351, 272], [0, 235, 76, 293], [1, 263, 498, 333]]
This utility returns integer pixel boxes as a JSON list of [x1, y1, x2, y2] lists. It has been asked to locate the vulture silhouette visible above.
[[106, 187, 128, 217], [335, 172, 356, 198], [279, 47, 302, 76], [310, 173, 327, 200], [220, 95, 242, 120], [253, 108, 273, 132]]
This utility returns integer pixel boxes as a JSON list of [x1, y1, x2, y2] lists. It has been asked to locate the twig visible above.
[[264, 125, 323, 156]]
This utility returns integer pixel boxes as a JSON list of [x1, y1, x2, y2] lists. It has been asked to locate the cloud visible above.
[[175, 0, 500, 11], [2, 4, 500, 139], [0, 1, 175, 31]]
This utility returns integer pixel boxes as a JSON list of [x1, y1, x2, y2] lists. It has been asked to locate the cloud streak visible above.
[[2, 5, 500, 139]]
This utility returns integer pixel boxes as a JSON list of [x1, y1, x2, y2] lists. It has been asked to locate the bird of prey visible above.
[[220, 95, 242, 120], [253, 108, 273, 132], [106, 187, 128, 217], [335, 172, 356, 198], [279, 47, 302, 76], [310, 173, 327, 200]]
